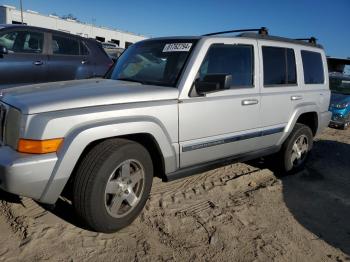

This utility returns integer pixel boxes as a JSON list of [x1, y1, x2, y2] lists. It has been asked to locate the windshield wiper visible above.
[[117, 78, 145, 84]]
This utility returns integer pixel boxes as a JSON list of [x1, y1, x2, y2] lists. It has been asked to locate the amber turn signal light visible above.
[[17, 138, 64, 154]]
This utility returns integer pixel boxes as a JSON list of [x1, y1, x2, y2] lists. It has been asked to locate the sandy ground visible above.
[[0, 127, 350, 262]]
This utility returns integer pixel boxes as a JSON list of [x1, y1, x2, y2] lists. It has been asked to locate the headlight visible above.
[[334, 103, 348, 109], [4, 106, 22, 149]]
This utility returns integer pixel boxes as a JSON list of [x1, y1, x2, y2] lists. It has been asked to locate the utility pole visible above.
[[91, 18, 96, 38], [20, 0, 24, 24]]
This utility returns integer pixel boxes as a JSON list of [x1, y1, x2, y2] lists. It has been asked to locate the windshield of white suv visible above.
[[330, 74, 350, 95], [108, 39, 198, 87]]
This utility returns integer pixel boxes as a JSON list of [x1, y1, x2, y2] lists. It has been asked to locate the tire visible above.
[[278, 123, 313, 173], [341, 121, 349, 130], [73, 138, 153, 233]]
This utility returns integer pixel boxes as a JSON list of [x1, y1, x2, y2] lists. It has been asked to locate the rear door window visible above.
[[301, 50, 324, 84], [52, 34, 80, 55], [80, 41, 89, 55], [0, 30, 44, 53], [262, 46, 296, 86]]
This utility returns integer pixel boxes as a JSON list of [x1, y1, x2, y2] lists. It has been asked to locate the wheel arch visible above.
[[279, 103, 320, 145], [39, 120, 177, 204], [295, 111, 318, 136]]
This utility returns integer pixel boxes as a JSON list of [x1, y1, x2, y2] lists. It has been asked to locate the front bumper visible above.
[[329, 119, 346, 126], [0, 146, 57, 200], [329, 112, 349, 127]]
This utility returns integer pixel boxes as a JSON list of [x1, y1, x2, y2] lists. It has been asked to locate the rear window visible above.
[[52, 34, 80, 55], [262, 46, 297, 86], [301, 50, 324, 84]]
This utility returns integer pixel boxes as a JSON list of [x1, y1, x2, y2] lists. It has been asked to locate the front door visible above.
[[178, 39, 262, 168], [0, 29, 48, 88]]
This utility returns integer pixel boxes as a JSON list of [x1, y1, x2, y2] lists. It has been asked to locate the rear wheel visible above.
[[278, 123, 313, 173], [73, 138, 153, 233]]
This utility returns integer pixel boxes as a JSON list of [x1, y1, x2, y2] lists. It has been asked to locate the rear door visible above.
[[0, 29, 48, 88], [257, 41, 301, 148], [47, 33, 91, 82]]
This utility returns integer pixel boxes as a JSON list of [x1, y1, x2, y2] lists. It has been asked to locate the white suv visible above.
[[0, 28, 331, 232]]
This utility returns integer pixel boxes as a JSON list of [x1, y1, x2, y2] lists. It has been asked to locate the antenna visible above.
[[202, 27, 268, 37]]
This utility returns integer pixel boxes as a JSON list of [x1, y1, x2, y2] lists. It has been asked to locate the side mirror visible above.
[[0, 46, 8, 55], [195, 74, 232, 95]]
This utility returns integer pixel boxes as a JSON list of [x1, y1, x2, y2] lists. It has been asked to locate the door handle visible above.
[[81, 59, 88, 65], [241, 99, 259, 106], [33, 61, 43, 66], [291, 95, 303, 101]]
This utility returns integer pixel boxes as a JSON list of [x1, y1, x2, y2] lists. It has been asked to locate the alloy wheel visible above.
[[290, 134, 309, 167], [104, 159, 145, 218]]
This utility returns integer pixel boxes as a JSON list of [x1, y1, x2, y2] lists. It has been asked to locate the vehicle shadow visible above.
[[0, 187, 90, 230], [249, 139, 350, 255], [38, 197, 92, 231], [0, 190, 22, 204]]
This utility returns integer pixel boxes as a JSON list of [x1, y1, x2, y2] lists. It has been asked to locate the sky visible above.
[[1, 0, 349, 58]]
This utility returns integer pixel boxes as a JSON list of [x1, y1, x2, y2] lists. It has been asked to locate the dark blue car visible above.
[[329, 73, 350, 129], [0, 24, 113, 89]]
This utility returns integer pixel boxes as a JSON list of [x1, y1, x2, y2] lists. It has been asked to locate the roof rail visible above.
[[294, 37, 317, 45], [202, 27, 268, 37]]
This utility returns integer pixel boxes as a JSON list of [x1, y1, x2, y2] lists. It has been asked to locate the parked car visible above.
[[0, 28, 331, 233], [0, 24, 112, 89], [101, 42, 119, 49], [329, 72, 350, 129], [103, 46, 125, 62]]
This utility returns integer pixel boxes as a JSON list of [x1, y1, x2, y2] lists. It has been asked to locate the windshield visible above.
[[107, 39, 198, 87], [330, 74, 350, 95]]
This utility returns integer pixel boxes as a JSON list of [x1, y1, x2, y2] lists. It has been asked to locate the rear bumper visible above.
[[0, 146, 57, 201], [317, 111, 332, 135]]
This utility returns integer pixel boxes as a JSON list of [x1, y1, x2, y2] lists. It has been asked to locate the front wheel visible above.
[[279, 123, 313, 173], [341, 121, 349, 130], [73, 138, 153, 233]]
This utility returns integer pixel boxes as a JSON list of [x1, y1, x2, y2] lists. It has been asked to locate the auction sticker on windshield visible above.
[[163, 43, 193, 52]]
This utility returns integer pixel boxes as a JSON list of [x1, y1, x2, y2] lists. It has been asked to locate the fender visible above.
[[39, 118, 178, 204], [277, 102, 319, 146]]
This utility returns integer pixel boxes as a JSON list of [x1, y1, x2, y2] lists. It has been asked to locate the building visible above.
[[327, 57, 350, 74], [0, 5, 147, 48]]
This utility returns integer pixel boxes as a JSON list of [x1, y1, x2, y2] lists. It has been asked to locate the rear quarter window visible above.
[[301, 50, 324, 84]]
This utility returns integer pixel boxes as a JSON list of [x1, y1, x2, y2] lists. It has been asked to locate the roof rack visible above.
[[294, 37, 317, 45], [202, 27, 268, 37]]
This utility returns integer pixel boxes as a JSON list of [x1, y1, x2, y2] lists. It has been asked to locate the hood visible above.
[[0, 79, 179, 114], [330, 92, 350, 106]]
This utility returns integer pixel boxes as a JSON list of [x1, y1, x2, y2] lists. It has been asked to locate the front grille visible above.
[[0, 103, 7, 144], [332, 113, 344, 121]]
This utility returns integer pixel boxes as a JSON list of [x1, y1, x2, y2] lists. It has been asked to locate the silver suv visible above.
[[0, 28, 331, 232]]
